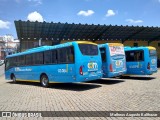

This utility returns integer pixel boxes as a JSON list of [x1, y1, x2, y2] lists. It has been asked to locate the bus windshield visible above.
[[109, 45, 125, 56], [149, 50, 157, 57], [78, 44, 98, 55]]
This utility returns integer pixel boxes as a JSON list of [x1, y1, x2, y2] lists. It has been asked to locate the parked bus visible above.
[[98, 43, 127, 78], [5, 41, 102, 87], [124, 46, 157, 75]]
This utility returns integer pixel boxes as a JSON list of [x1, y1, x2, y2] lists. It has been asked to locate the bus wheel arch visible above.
[[11, 73, 16, 83], [40, 73, 49, 87]]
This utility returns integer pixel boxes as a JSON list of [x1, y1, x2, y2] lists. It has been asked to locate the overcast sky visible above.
[[0, 0, 160, 38]]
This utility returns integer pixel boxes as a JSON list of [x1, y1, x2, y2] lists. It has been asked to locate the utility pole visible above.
[[39, 38, 42, 46]]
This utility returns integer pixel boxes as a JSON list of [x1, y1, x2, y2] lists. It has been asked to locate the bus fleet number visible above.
[[58, 69, 67, 73]]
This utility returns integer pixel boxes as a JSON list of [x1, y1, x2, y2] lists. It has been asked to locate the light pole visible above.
[[39, 38, 42, 46], [6, 37, 9, 56]]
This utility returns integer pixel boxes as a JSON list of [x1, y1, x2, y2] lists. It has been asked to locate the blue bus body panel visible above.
[[107, 55, 126, 77], [126, 61, 146, 75], [149, 55, 157, 74], [75, 56, 102, 82], [99, 43, 127, 78], [5, 64, 76, 83], [5, 42, 102, 83], [73, 42, 102, 82]]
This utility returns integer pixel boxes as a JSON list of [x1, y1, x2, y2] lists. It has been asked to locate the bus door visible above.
[[125, 50, 145, 75], [99, 47, 107, 76], [109, 45, 126, 74], [148, 49, 157, 72]]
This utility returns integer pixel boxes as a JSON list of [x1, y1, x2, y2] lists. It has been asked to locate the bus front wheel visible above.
[[11, 74, 16, 83], [40, 75, 49, 87]]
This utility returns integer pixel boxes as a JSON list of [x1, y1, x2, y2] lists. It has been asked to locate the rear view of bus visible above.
[[74, 41, 102, 82], [147, 46, 157, 74], [124, 46, 157, 75], [99, 43, 126, 78]]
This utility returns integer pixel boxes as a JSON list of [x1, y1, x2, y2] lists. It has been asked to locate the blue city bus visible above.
[[98, 43, 127, 78], [124, 46, 157, 75], [5, 41, 102, 87]]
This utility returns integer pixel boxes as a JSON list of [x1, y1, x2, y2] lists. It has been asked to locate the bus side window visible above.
[[137, 51, 144, 61], [19, 55, 25, 66], [44, 50, 57, 64], [52, 50, 57, 64], [26, 54, 33, 65], [67, 47, 74, 63], [15, 57, 19, 66], [44, 50, 52, 64], [71, 47, 75, 63], [58, 48, 67, 63], [11, 57, 17, 66], [57, 46, 74, 64], [34, 52, 43, 65], [10, 57, 14, 67]]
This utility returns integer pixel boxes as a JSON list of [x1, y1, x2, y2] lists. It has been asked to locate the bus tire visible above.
[[11, 74, 16, 83], [40, 75, 49, 87], [119, 75, 129, 79]]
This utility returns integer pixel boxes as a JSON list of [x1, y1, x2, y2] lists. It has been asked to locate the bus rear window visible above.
[[125, 50, 144, 62], [78, 44, 98, 55], [149, 50, 157, 56]]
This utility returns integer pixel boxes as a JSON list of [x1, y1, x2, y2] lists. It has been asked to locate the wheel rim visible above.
[[42, 77, 48, 86], [13, 76, 16, 82]]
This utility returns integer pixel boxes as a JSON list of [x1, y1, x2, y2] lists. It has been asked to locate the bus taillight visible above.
[[109, 64, 113, 72], [147, 62, 150, 70], [79, 66, 83, 75]]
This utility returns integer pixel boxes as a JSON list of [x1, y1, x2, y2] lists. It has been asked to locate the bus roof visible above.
[[108, 43, 123, 46], [147, 46, 156, 50], [124, 46, 156, 51], [98, 43, 123, 48], [6, 41, 97, 58], [77, 41, 97, 45]]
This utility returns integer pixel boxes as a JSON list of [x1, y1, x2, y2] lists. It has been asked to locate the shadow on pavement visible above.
[[8, 81, 41, 86], [7, 81, 101, 91], [49, 83, 101, 91], [87, 79, 124, 85], [119, 76, 156, 80]]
